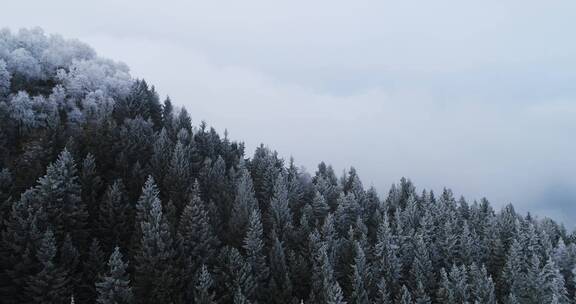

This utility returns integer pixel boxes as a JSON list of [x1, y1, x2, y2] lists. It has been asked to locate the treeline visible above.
[[1, 28, 575, 304]]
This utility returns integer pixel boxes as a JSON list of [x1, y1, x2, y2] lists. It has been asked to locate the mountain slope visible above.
[[0, 28, 573, 304]]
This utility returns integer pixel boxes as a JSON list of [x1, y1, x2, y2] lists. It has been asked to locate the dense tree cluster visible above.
[[1, 28, 575, 304]]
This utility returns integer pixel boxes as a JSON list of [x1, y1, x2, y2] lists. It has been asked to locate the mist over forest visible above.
[[1, 28, 575, 304]]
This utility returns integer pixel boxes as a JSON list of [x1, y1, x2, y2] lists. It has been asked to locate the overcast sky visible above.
[[4, 0, 576, 226]]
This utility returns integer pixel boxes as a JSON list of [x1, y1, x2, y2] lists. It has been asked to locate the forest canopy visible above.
[[0, 28, 575, 304]]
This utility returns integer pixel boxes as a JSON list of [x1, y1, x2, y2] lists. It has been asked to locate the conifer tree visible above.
[[34, 149, 87, 242], [327, 280, 347, 304], [26, 229, 69, 304], [398, 285, 413, 304], [215, 246, 255, 303], [502, 239, 527, 300], [410, 233, 433, 292], [0, 192, 44, 303], [98, 180, 131, 250], [350, 241, 369, 304], [133, 176, 177, 304], [243, 208, 269, 302], [78, 238, 106, 303], [0, 59, 10, 96], [194, 265, 216, 304], [469, 264, 496, 304], [177, 180, 219, 299], [269, 174, 293, 242], [80, 153, 102, 226], [436, 268, 452, 304], [312, 191, 330, 224], [268, 231, 293, 304], [373, 216, 401, 298], [150, 128, 174, 185], [165, 140, 192, 210], [448, 264, 469, 304], [60, 234, 80, 296], [539, 258, 569, 304], [133, 176, 160, 242], [95, 247, 133, 304], [233, 286, 252, 304], [229, 162, 258, 246], [414, 281, 431, 304], [374, 277, 392, 304]]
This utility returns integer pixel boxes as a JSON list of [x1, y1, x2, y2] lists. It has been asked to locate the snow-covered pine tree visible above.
[[95, 247, 133, 304]]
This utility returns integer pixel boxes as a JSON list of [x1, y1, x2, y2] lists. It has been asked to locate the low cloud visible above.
[[83, 35, 576, 227], [4, 0, 576, 226]]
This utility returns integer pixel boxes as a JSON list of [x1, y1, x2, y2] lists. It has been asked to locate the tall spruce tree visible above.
[[33, 149, 87, 242], [268, 231, 293, 304], [133, 176, 177, 304], [194, 265, 216, 304], [26, 229, 69, 304], [229, 162, 258, 246], [95, 247, 133, 304], [243, 208, 269, 302], [177, 180, 219, 300], [98, 180, 131, 251], [269, 174, 293, 242], [539, 258, 569, 304], [349, 241, 369, 304]]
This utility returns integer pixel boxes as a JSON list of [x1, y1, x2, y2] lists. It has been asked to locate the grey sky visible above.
[[4, 0, 576, 226]]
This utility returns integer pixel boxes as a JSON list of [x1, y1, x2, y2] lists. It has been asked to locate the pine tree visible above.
[[502, 239, 526, 300], [327, 279, 347, 304], [133, 176, 177, 304], [249, 145, 282, 210], [414, 281, 431, 304], [539, 258, 569, 304], [215, 246, 255, 303], [165, 140, 192, 210], [194, 265, 216, 304], [95, 247, 133, 304], [0, 190, 45, 303], [133, 176, 160, 242], [229, 162, 258, 246], [410, 233, 433, 292], [26, 229, 69, 303], [177, 180, 219, 300], [469, 264, 496, 304], [243, 208, 269, 302], [449, 264, 469, 303], [162, 97, 174, 128], [80, 153, 102, 227], [34, 149, 87, 242], [312, 191, 330, 224], [269, 174, 293, 242], [334, 192, 361, 236], [60, 234, 80, 296], [436, 268, 452, 304], [507, 293, 520, 304], [98, 180, 131, 250], [349, 241, 369, 304], [373, 216, 401, 298], [150, 128, 174, 188], [268, 231, 293, 304], [374, 277, 392, 304], [0, 59, 10, 96], [309, 231, 346, 304], [398, 285, 413, 304], [233, 286, 252, 304], [78, 238, 106, 303]]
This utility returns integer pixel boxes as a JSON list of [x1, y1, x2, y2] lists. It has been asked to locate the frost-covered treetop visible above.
[[0, 27, 132, 98]]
